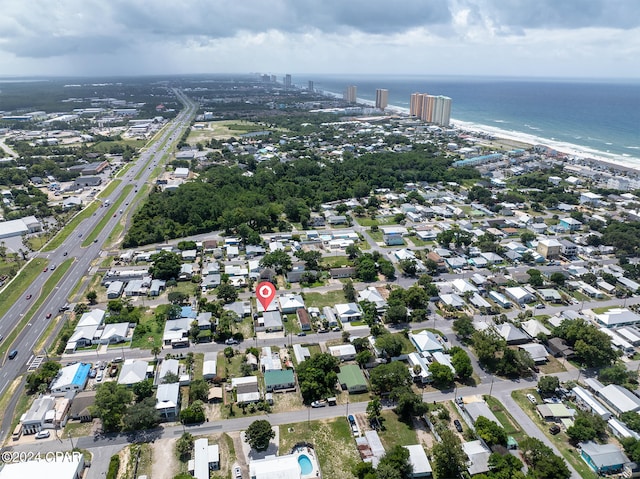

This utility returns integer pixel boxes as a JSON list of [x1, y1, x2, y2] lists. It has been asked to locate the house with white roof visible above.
[[203, 353, 218, 380], [156, 359, 180, 385], [504, 286, 535, 304], [461, 440, 491, 476], [451, 279, 478, 295], [329, 344, 357, 362], [518, 343, 549, 363], [77, 308, 105, 327], [156, 383, 180, 419], [99, 322, 130, 344], [189, 438, 219, 479], [21, 395, 56, 434], [334, 303, 362, 322], [410, 330, 443, 354], [50, 362, 91, 396], [278, 294, 305, 313], [163, 317, 191, 347], [495, 323, 530, 345], [598, 384, 640, 415], [118, 360, 150, 386], [595, 308, 640, 328], [358, 287, 387, 311], [520, 319, 551, 338]]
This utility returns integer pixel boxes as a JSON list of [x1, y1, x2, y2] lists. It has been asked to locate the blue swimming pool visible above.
[[298, 454, 313, 475]]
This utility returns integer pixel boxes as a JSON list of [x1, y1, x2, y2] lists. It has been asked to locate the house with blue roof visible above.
[[50, 362, 91, 396], [181, 306, 197, 319]]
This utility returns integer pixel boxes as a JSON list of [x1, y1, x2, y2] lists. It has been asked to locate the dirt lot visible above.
[[151, 436, 179, 479]]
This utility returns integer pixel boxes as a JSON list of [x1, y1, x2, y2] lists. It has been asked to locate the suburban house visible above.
[[50, 362, 91, 396], [328, 344, 357, 362], [297, 308, 311, 331], [232, 376, 261, 404], [156, 383, 181, 420], [118, 360, 150, 386], [202, 353, 218, 380], [580, 442, 628, 474], [279, 294, 305, 314], [403, 445, 432, 478], [409, 331, 444, 354], [189, 438, 220, 479], [264, 369, 296, 392], [338, 364, 368, 393], [334, 303, 362, 322]]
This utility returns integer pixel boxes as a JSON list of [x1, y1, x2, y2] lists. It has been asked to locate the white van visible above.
[[526, 393, 537, 404]]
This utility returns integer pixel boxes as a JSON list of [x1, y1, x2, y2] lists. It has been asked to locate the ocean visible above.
[[304, 74, 640, 164]]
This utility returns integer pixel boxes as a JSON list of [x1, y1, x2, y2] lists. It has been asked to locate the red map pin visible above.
[[256, 281, 276, 311]]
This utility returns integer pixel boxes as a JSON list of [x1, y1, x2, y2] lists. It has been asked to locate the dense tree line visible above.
[[124, 151, 480, 246]]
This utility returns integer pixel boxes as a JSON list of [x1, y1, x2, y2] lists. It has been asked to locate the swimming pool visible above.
[[298, 454, 313, 475]]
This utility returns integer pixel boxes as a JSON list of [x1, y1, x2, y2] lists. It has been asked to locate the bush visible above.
[[107, 455, 120, 479]]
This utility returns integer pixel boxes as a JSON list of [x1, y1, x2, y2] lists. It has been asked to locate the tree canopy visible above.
[[245, 419, 275, 451]]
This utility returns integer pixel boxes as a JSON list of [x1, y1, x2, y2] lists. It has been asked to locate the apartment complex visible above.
[[344, 85, 357, 103], [410, 92, 452, 126], [375, 89, 388, 110]]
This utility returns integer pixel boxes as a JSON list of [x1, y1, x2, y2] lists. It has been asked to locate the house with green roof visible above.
[[338, 364, 368, 394], [264, 369, 296, 392]]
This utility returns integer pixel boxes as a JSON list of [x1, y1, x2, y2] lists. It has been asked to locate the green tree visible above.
[[245, 419, 275, 451], [393, 388, 428, 420], [343, 280, 357, 302], [86, 290, 98, 304], [453, 315, 475, 341], [367, 398, 382, 425], [385, 304, 407, 324], [428, 362, 454, 386], [566, 410, 606, 443], [450, 347, 473, 380], [123, 396, 161, 431], [216, 282, 238, 303], [295, 250, 322, 271], [599, 363, 632, 385], [550, 272, 566, 286], [168, 291, 189, 304], [398, 259, 417, 277], [375, 334, 404, 359], [180, 400, 206, 424], [132, 379, 154, 402], [175, 432, 194, 460], [92, 382, 133, 432], [519, 437, 571, 479], [356, 349, 373, 367], [190, 379, 209, 403], [26, 361, 61, 394], [431, 429, 466, 479], [150, 251, 182, 280], [475, 416, 507, 446], [537, 375, 560, 396], [377, 445, 413, 479], [297, 353, 339, 403], [260, 250, 292, 274], [369, 361, 412, 395], [620, 411, 640, 433]]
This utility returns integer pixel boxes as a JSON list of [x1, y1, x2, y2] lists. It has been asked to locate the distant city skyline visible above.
[[0, 1, 638, 79]]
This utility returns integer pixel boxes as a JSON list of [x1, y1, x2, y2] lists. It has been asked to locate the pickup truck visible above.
[[311, 400, 327, 408]]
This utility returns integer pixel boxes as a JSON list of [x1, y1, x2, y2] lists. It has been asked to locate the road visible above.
[[0, 90, 198, 438]]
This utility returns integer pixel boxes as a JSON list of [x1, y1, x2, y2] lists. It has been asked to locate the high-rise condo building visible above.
[[409, 93, 451, 126], [344, 85, 357, 103], [308, 81, 314, 92], [284, 74, 292, 89], [375, 89, 389, 110]]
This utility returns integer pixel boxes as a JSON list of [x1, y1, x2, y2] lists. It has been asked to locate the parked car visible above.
[[549, 424, 561, 435], [311, 400, 327, 408], [234, 466, 242, 479], [35, 430, 51, 439], [225, 338, 239, 345], [454, 419, 463, 432], [526, 394, 537, 404], [297, 332, 306, 337], [95, 371, 104, 382]]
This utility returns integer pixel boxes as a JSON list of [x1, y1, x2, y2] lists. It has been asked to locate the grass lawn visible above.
[[97, 179, 122, 199], [406, 236, 431, 247], [43, 202, 100, 251], [279, 418, 360, 479], [355, 217, 397, 227], [320, 256, 352, 268], [483, 395, 526, 443], [130, 310, 162, 349], [10, 393, 34, 432], [591, 306, 611, 314], [538, 355, 568, 374], [62, 420, 95, 439], [368, 230, 384, 242], [377, 410, 418, 448], [304, 290, 347, 309], [511, 390, 597, 479], [193, 353, 204, 380], [91, 139, 146, 154], [25, 235, 48, 251]]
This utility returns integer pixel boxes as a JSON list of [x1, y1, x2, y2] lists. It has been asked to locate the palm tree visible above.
[[151, 345, 161, 361]]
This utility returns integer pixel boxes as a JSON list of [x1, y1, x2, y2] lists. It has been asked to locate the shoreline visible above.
[[320, 89, 640, 175]]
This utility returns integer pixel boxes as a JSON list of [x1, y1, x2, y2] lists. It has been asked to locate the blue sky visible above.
[[0, 0, 638, 78]]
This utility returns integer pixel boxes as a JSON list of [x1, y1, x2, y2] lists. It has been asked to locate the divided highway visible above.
[[0, 90, 197, 407]]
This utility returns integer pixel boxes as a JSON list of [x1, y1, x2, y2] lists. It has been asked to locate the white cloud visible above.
[[0, 0, 638, 77]]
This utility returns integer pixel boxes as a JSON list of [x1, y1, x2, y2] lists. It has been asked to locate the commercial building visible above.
[[375, 89, 388, 110], [50, 362, 91, 396]]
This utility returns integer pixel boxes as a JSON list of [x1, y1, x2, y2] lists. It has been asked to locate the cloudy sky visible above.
[[1, 0, 639, 79]]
